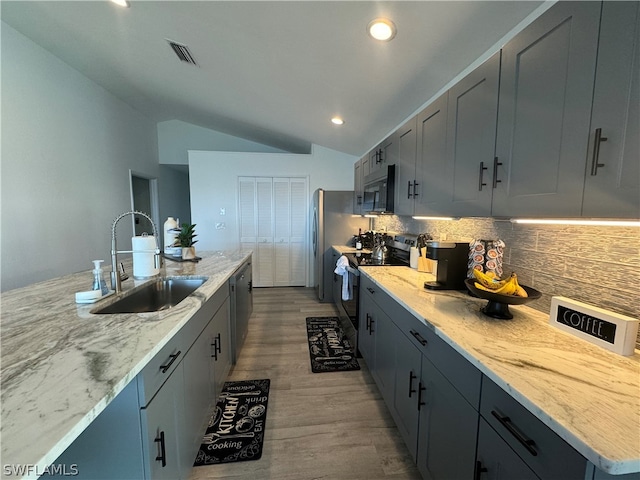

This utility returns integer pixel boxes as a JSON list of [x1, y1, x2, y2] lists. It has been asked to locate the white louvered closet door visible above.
[[256, 178, 274, 287], [273, 178, 291, 286], [238, 176, 308, 287], [289, 178, 307, 286], [239, 177, 257, 256]]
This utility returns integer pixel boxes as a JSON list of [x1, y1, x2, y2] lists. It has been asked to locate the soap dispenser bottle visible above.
[[92, 260, 109, 295]]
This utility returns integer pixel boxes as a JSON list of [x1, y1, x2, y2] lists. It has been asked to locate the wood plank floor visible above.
[[188, 287, 422, 480]]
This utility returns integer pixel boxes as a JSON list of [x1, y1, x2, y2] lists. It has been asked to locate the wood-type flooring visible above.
[[188, 287, 421, 480]]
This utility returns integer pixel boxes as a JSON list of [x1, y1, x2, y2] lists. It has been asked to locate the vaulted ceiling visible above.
[[1, 1, 546, 156]]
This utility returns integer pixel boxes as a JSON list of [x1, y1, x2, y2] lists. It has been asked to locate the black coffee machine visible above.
[[423, 241, 469, 290]]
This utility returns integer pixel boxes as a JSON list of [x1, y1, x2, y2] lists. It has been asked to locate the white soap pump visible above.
[[92, 260, 109, 296]]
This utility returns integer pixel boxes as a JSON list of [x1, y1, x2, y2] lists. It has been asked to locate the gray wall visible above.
[[1, 23, 159, 291]]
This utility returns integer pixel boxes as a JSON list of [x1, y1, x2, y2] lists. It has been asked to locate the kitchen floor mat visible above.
[[306, 317, 360, 373], [193, 379, 270, 466]]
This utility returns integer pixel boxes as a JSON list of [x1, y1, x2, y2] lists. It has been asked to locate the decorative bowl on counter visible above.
[[464, 278, 542, 319]]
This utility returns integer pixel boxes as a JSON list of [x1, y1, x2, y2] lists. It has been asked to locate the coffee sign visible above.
[[550, 297, 638, 356]]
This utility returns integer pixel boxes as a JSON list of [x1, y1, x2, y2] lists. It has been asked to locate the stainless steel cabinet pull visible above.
[[492, 157, 503, 188], [410, 330, 428, 346], [590, 128, 608, 176], [491, 410, 538, 456], [159, 351, 181, 373], [417, 382, 427, 410], [155, 431, 167, 467], [478, 161, 488, 191], [408, 371, 417, 397]]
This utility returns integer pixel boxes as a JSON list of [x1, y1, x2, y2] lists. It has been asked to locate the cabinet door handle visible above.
[[474, 461, 488, 480], [211, 334, 221, 360], [417, 381, 427, 410], [407, 181, 413, 199], [366, 287, 375, 294], [159, 351, 181, 373], [408, 371, 417, 397], [590, 127, 608, 176], [369, 317, 375, 334], [478, 161, 488, 191], [491, 410, 538, 456], [413, 182, 419, 198], [410, 329, 428, 346], [154, 430, 167, 467], [492, 157, 503, 188]]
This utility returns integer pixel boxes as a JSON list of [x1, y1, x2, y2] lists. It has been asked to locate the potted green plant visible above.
[[173, 223, 198, 259]]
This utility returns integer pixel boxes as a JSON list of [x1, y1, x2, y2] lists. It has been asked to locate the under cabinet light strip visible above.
[[511, 219, 640, 227], [412, 216, 459, 221]]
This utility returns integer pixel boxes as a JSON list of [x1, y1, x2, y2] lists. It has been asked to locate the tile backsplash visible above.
[[374, 216, 640, 347]]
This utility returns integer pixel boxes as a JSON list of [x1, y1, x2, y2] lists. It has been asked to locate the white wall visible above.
[[1, 23, 160, 291], [189, 146, 357, 284], [157, 120, 287, 165]]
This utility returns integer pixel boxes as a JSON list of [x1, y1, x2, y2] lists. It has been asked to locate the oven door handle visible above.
[[346, 265, 360, 276]]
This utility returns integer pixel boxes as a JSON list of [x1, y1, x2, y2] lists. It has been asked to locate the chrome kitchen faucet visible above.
[[111, 210, 161, 293]]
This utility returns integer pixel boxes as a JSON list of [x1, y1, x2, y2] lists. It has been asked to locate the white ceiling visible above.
[[1, 1, 546, 156]]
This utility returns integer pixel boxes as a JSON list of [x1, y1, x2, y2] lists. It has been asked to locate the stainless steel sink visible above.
[[92, 277, 208, 314]]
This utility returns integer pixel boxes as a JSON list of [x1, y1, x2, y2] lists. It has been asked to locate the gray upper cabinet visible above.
[[582, 1, 640, 219], [492, 1, 602, 217], [369, 135, 397, 179], [415, 92, 449, 215], [394, 117, 418, 215], [353, 157, 364, 214], [445, 52, 500, 217]]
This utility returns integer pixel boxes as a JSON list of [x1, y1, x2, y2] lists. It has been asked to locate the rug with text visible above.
[[306, 317, 360, 373], [193, 379, 270, 466]]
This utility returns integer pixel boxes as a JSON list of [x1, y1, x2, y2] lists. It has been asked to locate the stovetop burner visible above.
[[344, 252, 408, 267]]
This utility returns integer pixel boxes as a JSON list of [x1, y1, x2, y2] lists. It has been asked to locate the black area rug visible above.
[[306, 317, 360, 373], [193, 379, 270, 466]]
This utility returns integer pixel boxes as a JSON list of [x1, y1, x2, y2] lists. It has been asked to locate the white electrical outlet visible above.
[[215, 222, 226, 230]]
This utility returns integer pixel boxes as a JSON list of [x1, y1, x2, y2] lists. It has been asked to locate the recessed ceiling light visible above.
[[110, 0, 130, 7], [331, 117, 345, 126], [367, 18, 396, 42]]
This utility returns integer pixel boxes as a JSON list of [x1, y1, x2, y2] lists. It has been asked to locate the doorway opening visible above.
[[130, 171, 159, 236]]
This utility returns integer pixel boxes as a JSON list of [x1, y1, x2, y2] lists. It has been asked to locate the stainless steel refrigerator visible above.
[[312, 189, 369, 302]]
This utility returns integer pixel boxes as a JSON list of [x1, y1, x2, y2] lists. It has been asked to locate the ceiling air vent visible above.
[[166, 39, 198, 66]]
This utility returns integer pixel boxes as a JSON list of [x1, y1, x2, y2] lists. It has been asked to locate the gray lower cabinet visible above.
[[417, 355, 479, 480], [358, 274, 481, 478], [358, 279, 396, 405], [476, 417, 539, 480], [46, 284, 232, 480], [480, 376, 587, 480], [140, 363, 186, 480]]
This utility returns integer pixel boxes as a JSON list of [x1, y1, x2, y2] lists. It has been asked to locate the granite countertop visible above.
[[359, 266, 640, 475], [0, 250, 251, 478]]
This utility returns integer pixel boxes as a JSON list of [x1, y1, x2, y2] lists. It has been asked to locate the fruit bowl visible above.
[[464, 279, 542, 319]]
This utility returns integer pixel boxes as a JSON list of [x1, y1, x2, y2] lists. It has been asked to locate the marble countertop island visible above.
[[0, 250, 251, 479], [360, 266, 640, 475]]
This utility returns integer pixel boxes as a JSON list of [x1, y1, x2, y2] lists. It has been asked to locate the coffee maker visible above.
[[423, 242, 469, 290]]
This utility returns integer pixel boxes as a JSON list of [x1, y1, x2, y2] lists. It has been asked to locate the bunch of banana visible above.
[[472, 270, 528, 297]]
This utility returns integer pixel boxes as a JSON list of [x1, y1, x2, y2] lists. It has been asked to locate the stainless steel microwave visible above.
[[362, 165, 395, 214]]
